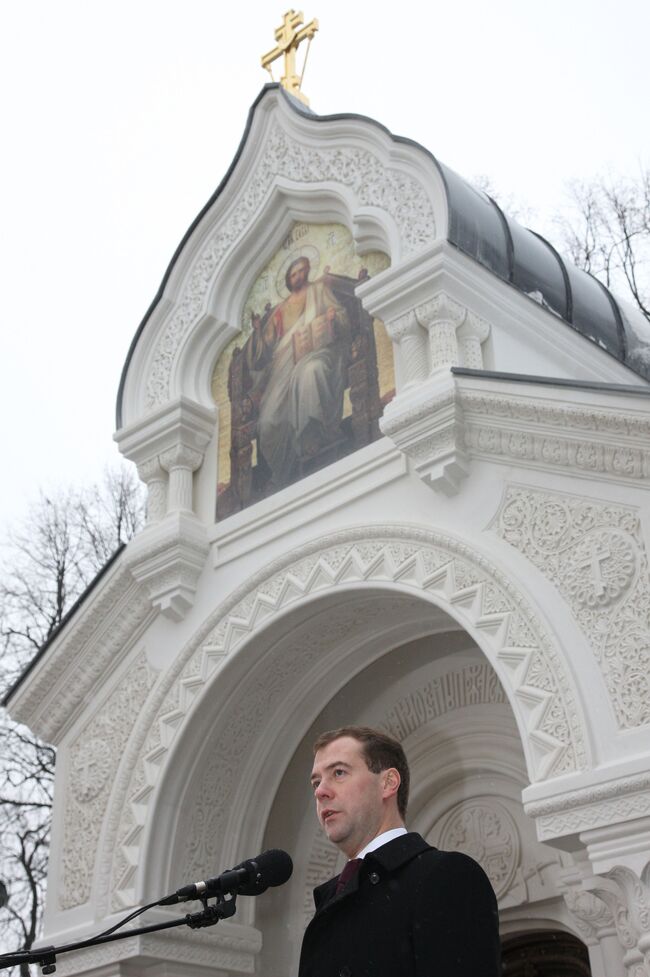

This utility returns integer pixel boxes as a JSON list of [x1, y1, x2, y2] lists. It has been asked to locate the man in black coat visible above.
[[299, 726, 501, 977]]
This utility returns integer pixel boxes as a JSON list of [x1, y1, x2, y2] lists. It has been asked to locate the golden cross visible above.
[[261, 10, 319, 106]]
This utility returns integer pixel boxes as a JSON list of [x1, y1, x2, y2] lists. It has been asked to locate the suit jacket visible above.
[[298, 833, 501, 977]]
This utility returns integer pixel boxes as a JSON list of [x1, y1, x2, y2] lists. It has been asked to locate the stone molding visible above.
[[380, 375, 469, 494], [125, 512, 210, 621], [140, 91, 438, 413], [6, 557, 153, 744], [380, 373, 650, 495], [493, 484, 650, 729], [53, 920, 261, 977], [103, 524, 587, 910], [525, 773, 650, 842], [462, 388, 650, 483]]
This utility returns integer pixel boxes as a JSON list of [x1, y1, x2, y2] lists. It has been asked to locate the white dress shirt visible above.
[[356, 826, 408, 860]]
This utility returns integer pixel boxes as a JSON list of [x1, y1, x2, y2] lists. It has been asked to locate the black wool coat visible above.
[[298, 833, 501, 977]]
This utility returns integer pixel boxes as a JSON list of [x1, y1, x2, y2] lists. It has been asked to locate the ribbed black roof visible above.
[[438, 162, 649, 378], [116, 85, 650, 428]]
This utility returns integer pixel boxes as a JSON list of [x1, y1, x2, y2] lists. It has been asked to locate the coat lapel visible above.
[[311, 833, 434, 916]]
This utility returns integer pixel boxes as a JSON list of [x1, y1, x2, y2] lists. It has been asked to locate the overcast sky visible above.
[[1, 0, 648, 533]]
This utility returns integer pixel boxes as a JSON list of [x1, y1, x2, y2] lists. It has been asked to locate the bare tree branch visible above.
[[0, 464, 145, 970]]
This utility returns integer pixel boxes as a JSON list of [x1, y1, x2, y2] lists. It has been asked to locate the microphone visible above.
[[159, 849, 293, 905]]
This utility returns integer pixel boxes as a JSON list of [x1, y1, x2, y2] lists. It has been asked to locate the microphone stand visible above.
[[0, 892, 237, 975]]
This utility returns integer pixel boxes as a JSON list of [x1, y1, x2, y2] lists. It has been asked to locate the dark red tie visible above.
[[335, 858, 362, 895]]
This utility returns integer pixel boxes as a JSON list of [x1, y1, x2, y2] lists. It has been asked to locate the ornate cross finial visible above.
[[261, 10, 319, 106]]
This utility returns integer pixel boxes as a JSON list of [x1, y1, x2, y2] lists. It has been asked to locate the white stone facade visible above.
[[8, 86, 650, 977]]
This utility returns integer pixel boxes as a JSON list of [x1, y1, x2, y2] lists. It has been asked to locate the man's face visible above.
[[310, 736, 388, 858], [288, 259, 309, 292]]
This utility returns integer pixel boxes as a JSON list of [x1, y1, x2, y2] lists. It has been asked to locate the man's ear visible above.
[[382, 768, 401, 800]]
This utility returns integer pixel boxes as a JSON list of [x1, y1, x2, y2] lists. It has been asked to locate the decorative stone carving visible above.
[[126, 512, 209, 621], [583, 866, 650, 977], [380, 379, 470, 495], [60, 654, 154, 910], [461, 389, 650, 483], [160, 444, 204, 513], [145, 112, 436, 409], [558, 855, 618, 954], [457, 311, 491, 370], [384, 310, 428, 388], [137, 457, 167, 524], [382, 380, 650, 498], [437, 800, 520, 899], [70, 739, 112, 803], [381, 661, 507, 740], [118, 401, 215, 620], [494, 485, 650, 729], [116, 396, 216, 520], [106, 526, 586, 910], [525, 773, 650, 842], [416, 292, 466, 374], [564, 887, 616, 945]]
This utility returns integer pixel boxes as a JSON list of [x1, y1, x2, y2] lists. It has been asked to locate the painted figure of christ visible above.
[[243, 256, 350, 487]]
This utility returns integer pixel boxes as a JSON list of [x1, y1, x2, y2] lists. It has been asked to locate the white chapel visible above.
[[7, 46, 650, 977]]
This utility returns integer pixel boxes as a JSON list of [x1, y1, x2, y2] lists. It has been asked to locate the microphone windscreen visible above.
[[256, 849, 293, 888], [237, 849, 293, 895]]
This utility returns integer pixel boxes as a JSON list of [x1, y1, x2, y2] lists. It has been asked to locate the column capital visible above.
[[115, 395, 215, 469], [458, 309, 491, 343], [159, 444, 204, 473], [583, 866, 650, 974], [384, 309, 420, 343], [415, 291, 467, 330]]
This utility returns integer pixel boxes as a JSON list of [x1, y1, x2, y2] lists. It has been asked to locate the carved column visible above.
[[457, 310, 491, 369], [136, 458, 167, 525], [116, 397, 216, 620], [560, 858, 624, 977], [160, 445, 204, 515], [416, 292, 466, 374], [384, 310, 428, 389], [582, 867, 650, 977]]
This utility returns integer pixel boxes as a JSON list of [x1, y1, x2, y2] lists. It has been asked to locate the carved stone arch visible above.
[[118, 85, 446, 427], [170, 180, 402, 410], [102, 524, 590, 916]]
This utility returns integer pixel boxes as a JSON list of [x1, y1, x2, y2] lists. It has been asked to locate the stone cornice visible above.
[[524, 772, 650, 843], [115, 395, 216, 467], [381, 372, 650, 494]]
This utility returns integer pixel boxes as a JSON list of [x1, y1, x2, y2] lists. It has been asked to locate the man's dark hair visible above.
[[313, 725, 410, 818], [285, 256, 310, 292]]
